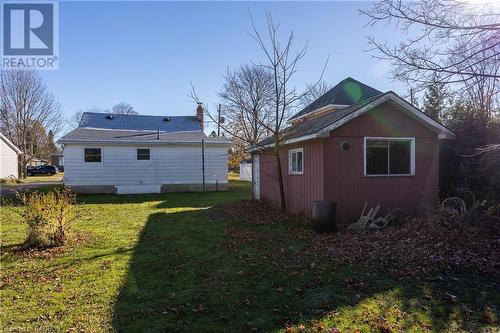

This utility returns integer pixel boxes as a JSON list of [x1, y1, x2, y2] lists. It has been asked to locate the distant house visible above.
[[248, 78, 455, 225], [26, 157, 49, 167], [0, 133, 21, 179], [58, 106, 229, 194]]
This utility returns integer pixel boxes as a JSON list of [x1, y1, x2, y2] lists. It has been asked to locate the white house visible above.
[[58, 107, 229, 194], [0, 133, 21, 179]]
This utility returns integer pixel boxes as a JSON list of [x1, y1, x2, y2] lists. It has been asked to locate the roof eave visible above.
[[246, 132, 327, 153], [0, 133, 22, 154], [288, 104, 350, 124], [57, 139, 230, 145], [249, 92, 456, 151]]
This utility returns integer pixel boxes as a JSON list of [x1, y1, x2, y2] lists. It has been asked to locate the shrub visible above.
[[0, 176, 22, 184], [16, 188, 77, 248]]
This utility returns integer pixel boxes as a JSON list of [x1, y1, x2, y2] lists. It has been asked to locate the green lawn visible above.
[[22, 172, 64, 183], [0, 180, 497, 332], [1, 172, 63, 186]]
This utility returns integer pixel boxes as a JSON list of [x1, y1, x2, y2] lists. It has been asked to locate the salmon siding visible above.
[[251, 78, 453, 225]]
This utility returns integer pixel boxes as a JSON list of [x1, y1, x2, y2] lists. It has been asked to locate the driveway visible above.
[[0, 181, 62, 197]]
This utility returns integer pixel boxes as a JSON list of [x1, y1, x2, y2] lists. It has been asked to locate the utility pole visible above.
[[217, 104, 221, 137]]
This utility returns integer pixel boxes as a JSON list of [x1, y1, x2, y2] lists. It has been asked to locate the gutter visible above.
[[246, 132, 328, 153]]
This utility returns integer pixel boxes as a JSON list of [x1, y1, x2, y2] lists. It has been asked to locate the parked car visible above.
[[26, 165, 58, 176]]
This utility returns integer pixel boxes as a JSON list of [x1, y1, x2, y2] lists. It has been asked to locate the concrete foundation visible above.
[[68, 183, 228, 194], [68, 185, 117, 194], [161, 183, 228, 193]]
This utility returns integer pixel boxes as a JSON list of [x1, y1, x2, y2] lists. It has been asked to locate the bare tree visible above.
[[299, 80, 332, 108], [0, 70, 63, 177], [249, 11, 327, 211], [218, 64, 274, 146], [457, 40, 500, 119], [110, 101, 137, 115], [191, 12, 326, 211], [362, 0, 500, 121], [68, 111, 84, 130], [362, 0, 500, 84]]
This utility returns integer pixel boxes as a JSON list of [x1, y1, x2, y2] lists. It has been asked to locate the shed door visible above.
[[253, 155, 260, 201]]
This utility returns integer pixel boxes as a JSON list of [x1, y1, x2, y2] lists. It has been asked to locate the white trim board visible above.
[[319, 92, 454, 139], [288, 147, 304, 175], [247, 92, 455, 152]]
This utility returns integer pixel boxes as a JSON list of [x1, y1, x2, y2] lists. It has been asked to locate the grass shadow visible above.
[[112, 199, 498, 332]]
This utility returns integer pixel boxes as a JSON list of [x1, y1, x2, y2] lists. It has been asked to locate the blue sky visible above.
[[41, 1, 407, 131]]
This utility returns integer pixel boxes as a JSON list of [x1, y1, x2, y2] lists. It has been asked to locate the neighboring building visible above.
[[0, 133, 21, 179], [58, 106, 229, 194], [248, 78, 455, 225], [50, 152, 64, 171], [239, 159, 252, 181], [26, 157, 48, 167]]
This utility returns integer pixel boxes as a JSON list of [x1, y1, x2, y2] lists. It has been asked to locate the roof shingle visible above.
[[78, 112, 201, 132], [59, 128, 229, 144], [255, 92, 386, 147], [291, 77, 382, 120]]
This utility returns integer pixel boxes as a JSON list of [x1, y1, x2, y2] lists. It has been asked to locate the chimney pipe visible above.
[[196, 103, 204, 131]]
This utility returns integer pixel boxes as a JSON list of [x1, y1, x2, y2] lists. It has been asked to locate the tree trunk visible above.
[[274, 141, 286, 212], [20, 154, 27, 179]]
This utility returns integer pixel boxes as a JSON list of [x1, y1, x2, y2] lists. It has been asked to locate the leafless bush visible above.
[[14, 188, 78, 248]]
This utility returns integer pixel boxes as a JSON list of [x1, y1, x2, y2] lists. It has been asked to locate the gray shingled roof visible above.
[[291, 77, 382, 120], [255, 92, 387, 147], [58, 128, 229, 144], [79, 112, 201, 132]]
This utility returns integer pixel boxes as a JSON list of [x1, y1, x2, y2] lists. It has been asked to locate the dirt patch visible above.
[[225, 200, 305, 225], [226, 200, 500, 278]]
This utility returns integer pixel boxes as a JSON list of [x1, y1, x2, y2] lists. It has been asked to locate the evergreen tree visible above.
[[423, 81, 447, 121]]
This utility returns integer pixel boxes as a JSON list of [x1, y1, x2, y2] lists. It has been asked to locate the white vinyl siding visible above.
[[63, 144, 228, 186], [0, 139, 19, 178]]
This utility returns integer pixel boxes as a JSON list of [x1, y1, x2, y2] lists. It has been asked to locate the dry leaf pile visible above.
[[226, 201, 500, 278]]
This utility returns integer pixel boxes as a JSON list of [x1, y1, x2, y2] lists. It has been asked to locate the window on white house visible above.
[[84, 148, 101, 163], [137, 148, 150, 160], [289, 148, 304, 174], [365, 138, 414, 176]]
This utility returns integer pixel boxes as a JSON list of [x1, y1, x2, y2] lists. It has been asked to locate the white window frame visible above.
[[363, 137, 415, 177], [288, 148, 304, 175], [84, 147, 103, 163], [136, 148, 151, 161]]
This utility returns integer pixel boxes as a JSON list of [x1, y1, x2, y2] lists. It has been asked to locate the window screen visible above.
[[365, 139, 412, 175], [84, 148, 101, 162], [137, 148, 150, 160]]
